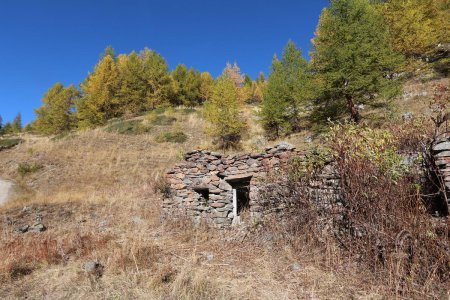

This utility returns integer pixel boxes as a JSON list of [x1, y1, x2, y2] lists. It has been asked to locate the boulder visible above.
[[83, 261, 104, 278], [276, 141, 295, 150]]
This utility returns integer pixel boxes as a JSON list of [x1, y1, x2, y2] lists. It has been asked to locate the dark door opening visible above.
[[227, 176, 252, 223], [234, 181, 250, 216]]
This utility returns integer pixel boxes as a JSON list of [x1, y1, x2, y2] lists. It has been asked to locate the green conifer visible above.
[[311, 0, 403, 122]]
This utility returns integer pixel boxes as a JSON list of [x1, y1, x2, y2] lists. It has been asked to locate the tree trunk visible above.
[[346, 95, 361, 123]]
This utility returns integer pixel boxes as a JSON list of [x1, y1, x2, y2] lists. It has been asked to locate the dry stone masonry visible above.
[[164, 136, 450, 227], [163, 142, 342, 228], [432, 131, 450, 213]]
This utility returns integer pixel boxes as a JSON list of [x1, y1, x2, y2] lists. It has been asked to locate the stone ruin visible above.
[[163, 134, 450, 227], [431, 131, 450, 214], [163, 142, 342, 228]]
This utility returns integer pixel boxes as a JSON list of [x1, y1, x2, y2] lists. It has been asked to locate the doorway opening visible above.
[[227, 175, 252, 224]]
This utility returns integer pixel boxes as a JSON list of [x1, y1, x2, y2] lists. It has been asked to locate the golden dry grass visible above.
[[0, 107, 414, 299]]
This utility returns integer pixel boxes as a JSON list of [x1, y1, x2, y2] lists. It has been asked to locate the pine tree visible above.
[[78, 55, 121, 128], [203, 70, 246, 149], [0, 115, 3, 132], [261, 41, 313, 138], [311, 0, 403, 123], [12, 113, 22, 133], [34, 83, 80, 134]]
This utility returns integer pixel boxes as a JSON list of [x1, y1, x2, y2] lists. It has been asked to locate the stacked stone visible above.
[[248, 162, 342, 221], [163, 143, 299, 227], [308, 163, 342, 210], [432, 132, 450, 211]]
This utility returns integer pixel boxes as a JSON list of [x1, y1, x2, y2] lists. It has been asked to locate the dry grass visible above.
[[0, 107, 443, 299]]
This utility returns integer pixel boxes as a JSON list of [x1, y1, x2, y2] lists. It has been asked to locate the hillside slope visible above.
[[0, 108, 392, 299], [0, 75, 448, 299]]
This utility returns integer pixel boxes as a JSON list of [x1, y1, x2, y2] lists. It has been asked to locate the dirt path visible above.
[[0, 179, 13, 206]]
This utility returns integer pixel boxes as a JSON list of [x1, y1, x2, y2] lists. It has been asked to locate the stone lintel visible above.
[[225, 173, 254, 182]]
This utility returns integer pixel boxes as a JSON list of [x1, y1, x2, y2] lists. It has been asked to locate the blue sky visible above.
[[0, 0, 329, 125]]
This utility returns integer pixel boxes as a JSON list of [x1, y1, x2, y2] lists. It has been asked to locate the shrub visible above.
[[153, 107, 167, 115], [327, 122, 407, 182], [330, 141, 449, 297], [149, 115, 177, 126], [0, 138, 23, 151], [153, 175, 172, 197], [105, 120, 151, 135], [289, 147, 331, 180], [155, 132, 187, 143], [264, 122, 449, 298], [17, 163, 43, 177]]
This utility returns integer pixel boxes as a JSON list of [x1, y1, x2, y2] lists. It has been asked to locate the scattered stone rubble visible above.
[[15, 217, 47, 233], [163, 142, 342, 228]]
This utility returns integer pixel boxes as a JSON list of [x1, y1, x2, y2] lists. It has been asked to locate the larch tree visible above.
[[172, 64, 202, 107], [250, 79, 265, 103], [34, 83, 80, 134], [117, 51, 147, 115], [203, 70, 246, 149], [140, 48, 173, 110], [12, 113, 22, 133], [223, 62, 249, 103], [380, 0, 449, 58], [77, 55, 121, 128], [101, 45, 116, 60], [200, 72, 214, 102], [256, 72, 265, 84], [261, 41, 313, 138], [311, 0, 403, 123], [2, 122, 12, 135]]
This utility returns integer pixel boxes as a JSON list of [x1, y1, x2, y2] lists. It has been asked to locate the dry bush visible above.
[[335, 156, 449, 298], [331, 124, 449, 298], [258, 123, 449, 298], [385, 117, 434, 153]]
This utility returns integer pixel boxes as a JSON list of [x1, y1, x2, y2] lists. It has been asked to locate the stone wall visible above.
[[248, 163, 342, 224], [163, 143, 343, 228], [432, 132, 450, 213], [163, 137, 449, 227]]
